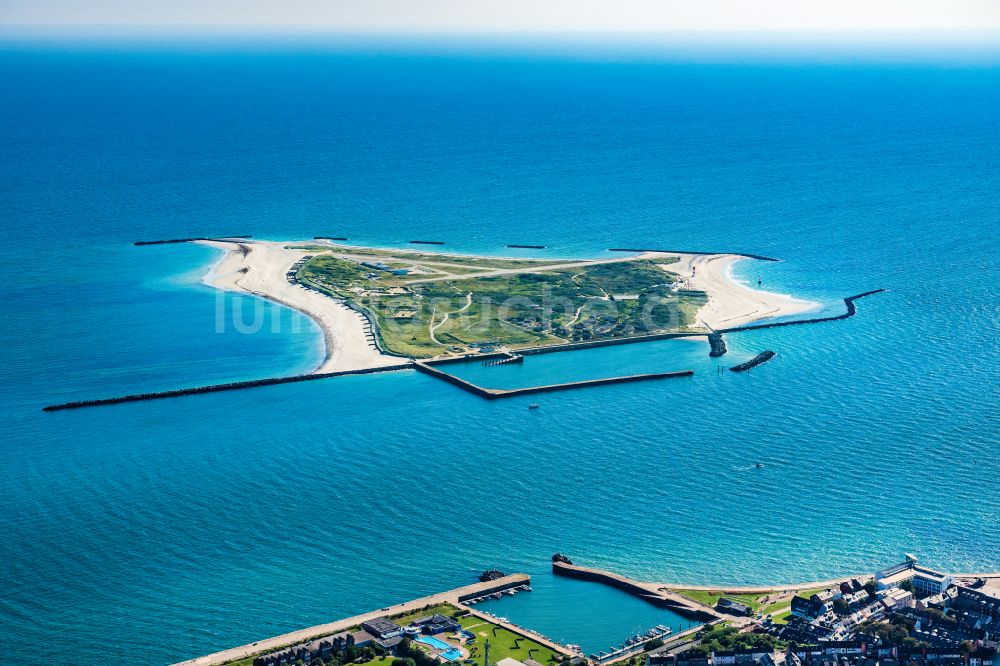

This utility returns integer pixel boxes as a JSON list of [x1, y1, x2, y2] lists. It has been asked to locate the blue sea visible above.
[[1, 36, 998, 665]]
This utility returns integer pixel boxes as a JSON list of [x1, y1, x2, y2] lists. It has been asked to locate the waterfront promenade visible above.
[[173, 574, 545, 666]]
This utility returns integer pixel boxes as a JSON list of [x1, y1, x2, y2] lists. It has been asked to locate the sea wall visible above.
[[519, 332, 707, 356], [551, 562, 715, 621], [498, 371, 692, 397], [43, 364, 411, 412], [718, 289, 885, 334], [412, 361, 496, 398], [455, 578, 529, 602], [414, 362, 692, 400], [423, 352, 514, 366]]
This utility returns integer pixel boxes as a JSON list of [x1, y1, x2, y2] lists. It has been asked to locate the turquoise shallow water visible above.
[[1, 39, 998, 664]]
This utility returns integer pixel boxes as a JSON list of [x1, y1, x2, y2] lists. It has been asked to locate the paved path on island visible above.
[[429, 291, 473, 346], [403, 254, 662, 285]]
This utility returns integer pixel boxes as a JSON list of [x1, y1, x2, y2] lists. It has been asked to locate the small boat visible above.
[[755, 462, 765, 468], [528, 403, 540, 410]]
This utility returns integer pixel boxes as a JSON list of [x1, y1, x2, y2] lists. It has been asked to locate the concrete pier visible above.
[[552, 561, 720, 621], [414, 360, 693, 399], [42, 364, 412, 412]]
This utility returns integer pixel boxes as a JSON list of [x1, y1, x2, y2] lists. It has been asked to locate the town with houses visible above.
[[653, 558, 998, 666], [224, 558, 998, 666]]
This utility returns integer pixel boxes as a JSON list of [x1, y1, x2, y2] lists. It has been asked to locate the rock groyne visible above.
[[708, 332, 727, 357], [729, 350, 776, 372], [134, 235, 253, 246], [717, 289, 885, 334]]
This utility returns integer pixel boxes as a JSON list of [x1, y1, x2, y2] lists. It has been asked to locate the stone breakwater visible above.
[[729, 350, 776, 372], [133, 235, 253, 246], [718, 289, 885, 333], [42, 364, 411, 412], [708, 332, 727, 357]]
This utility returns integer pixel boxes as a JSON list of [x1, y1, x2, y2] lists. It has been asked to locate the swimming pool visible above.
[[415, 636, 463, 661]]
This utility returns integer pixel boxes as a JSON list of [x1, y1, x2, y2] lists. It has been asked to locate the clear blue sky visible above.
[[1, 0, 999, 33]]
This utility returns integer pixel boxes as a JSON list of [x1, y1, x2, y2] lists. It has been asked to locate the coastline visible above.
[[198, 240, 820, 372], [661, 253, 819, 330], [198, 240, 402, 373]]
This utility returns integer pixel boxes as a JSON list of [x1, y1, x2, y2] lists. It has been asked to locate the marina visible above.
[[590, 625, 673, 664]]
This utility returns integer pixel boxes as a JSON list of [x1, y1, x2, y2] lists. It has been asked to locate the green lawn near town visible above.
[[673, 590, 765, 612], [459, 615, 561, 665]]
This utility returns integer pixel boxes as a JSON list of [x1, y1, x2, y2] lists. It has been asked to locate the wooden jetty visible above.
[[483, 352, 524, 367]]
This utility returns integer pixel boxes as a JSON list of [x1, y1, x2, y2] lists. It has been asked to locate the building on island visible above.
[[411, 613, 461, 635], [715, 598, 753, 616], [361, 617, 404, 640], [351, 630, 375, 647]]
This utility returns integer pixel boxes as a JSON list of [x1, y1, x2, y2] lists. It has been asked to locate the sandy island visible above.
[[199, 240, 818, 373], [200, 240, 402, 373], [662, 253, 818, 330]]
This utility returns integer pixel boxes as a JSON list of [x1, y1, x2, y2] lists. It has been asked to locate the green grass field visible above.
[[769, 609, 794, 625], [459, 615, 561, 665], [299, 247, 704, 358], [673, 589, 765, 612]]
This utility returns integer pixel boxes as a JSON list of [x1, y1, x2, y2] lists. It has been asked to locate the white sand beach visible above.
[[660, 253, 819, 330], [199, 240, 403, 373]]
